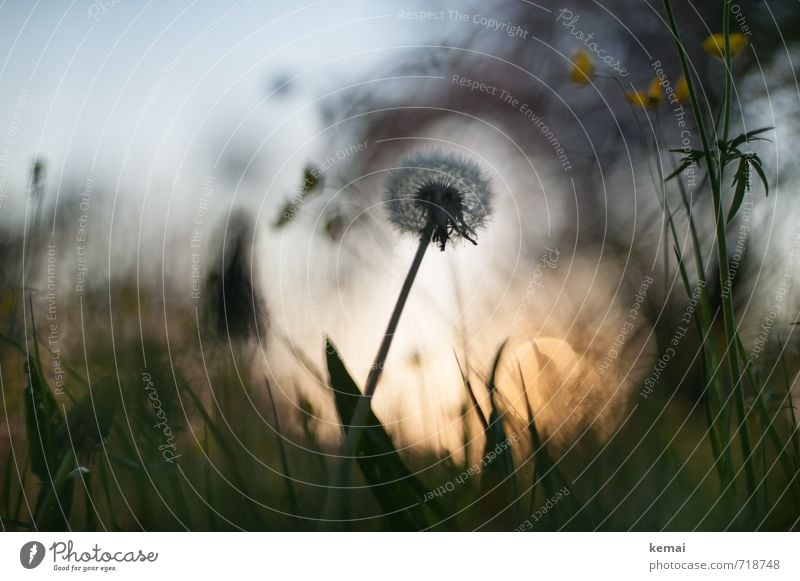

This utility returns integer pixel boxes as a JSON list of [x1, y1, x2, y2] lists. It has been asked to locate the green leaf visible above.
[[749, 155, 769, 197], [730, 127, 773, 149], [673, 246, 694, 306], [325, 338, 444, 530], [665, 160, 693, 182], [24, 355, 60, 482], [727, 156, 750, 223], [665, 149, 705, 182], [725, 149, 743, 162]]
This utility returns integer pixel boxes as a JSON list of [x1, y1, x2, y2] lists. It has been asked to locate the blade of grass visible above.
[[736, 337, 798, 506], [12, 455, 30, 527], [97, 458, 119, 530], [479, 341, 522, 526], [323, 338, 448, 530], [33, 450, 73, 530], [778, 341, 800, 470], [180, 383, 256, 518], [263, 377, 302, 525], [454, 351, 488, 432]]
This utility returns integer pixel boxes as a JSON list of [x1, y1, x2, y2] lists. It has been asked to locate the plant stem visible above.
[[264, 377, 302, 526], [345, 229, 431, 438], [662, 0, 757, 504], [322, 228, 432, 524], [718, 0, 758, 503], [720, 0, 734, 162], [363, 229, 432, 400]]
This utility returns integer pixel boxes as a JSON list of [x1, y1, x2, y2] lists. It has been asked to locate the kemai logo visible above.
[[20, 541, 46, 569]]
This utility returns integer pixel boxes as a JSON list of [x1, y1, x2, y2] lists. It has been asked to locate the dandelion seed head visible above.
[[384, 149, 493, 250]]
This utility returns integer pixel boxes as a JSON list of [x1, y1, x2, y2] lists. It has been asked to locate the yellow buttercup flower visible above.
[[570, 50, 594, 86], [624, 78, 661, 110], [624, 92, 653, 109], [646, 77, 662, 105], [675, 74, 690, 104], [702, 33, 748, 59]]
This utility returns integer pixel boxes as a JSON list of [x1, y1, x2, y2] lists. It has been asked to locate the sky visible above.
[[0, 0, 448, 210]]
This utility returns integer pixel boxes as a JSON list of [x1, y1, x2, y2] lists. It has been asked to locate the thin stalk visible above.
[[662, 0, 757, 501], [360, 228, 432, 402], [718, 1, 758, 503], [672, 136, 733, 486], [720, 0, 734, 163], [645, 77, 731, 488], [323, 228, 432, 523], [668, 208, 724, 484], [263, 377, 302, 526], [660, 1, 719, 191]]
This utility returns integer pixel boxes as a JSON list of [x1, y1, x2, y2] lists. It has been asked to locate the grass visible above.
[[661, 0, 778, 518], [1, 286, 797, 531]]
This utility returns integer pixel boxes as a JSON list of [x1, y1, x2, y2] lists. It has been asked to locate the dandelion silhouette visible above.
[[385, 149, 493, 251], [363, 149, 493, 400], [324, 150, 493, 521]]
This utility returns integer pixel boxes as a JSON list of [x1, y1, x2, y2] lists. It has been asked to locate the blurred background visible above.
[[1, 0, 799, 531]]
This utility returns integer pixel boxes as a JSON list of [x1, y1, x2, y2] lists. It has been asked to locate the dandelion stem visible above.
[[344, 227, 431, 440], [363, 228, 432, 400], [322, 227, 432, 525]]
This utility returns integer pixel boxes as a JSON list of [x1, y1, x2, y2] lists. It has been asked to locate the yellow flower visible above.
[[702, 33, 748, 59], [624, 78, 661, 110], [646, 77, 662, 105], [624, 92, 652, 109], [675, 74, 690, 104], [570, 50, 594, 86]]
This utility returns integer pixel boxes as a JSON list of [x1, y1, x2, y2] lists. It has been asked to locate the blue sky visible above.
[[0, 0, 448, 207]]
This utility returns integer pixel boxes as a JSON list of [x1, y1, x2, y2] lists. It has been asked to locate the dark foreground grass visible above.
[[0, 299, 798, 531]]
